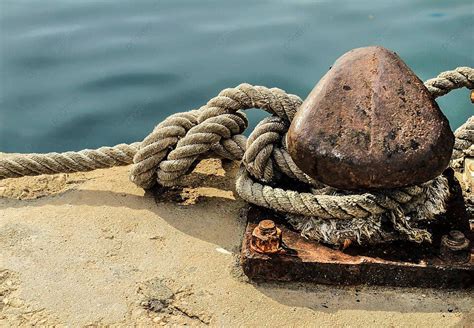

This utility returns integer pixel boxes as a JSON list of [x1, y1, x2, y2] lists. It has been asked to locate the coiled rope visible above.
[[1, 67, 473, 245]]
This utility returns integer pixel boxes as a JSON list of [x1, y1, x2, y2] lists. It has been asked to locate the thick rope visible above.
[[0, 67, 473, 244], [0, 142, 140, 179], [451, 116, 474, 169], [425, 67, 474, 98]]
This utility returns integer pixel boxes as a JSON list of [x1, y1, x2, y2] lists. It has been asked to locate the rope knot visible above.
[[129, 84, 302, 188]]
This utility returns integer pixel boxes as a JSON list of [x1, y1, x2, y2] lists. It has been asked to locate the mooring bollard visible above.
[[240, 47, 473, 288]]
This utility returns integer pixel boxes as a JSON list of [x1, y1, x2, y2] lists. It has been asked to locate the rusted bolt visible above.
[[440, 230, 471, 263], [250, 220, 282, 254]]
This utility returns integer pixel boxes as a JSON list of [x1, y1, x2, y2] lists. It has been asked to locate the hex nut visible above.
[[440, 230, 471, 263], [250, 220, 282, 254]]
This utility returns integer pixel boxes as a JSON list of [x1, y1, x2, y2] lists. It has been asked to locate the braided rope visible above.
[[151, 84, 302, 186], [1, 68, 472, 229], [0, 142, 140, 179], [451, 116, 474, 169], [425, 67, 474, 98], [235, 167, 447, 219]]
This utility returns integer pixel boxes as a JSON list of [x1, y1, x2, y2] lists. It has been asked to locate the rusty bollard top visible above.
[[287, 46, 454, 190]]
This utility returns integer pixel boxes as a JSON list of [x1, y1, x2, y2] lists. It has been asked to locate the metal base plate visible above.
[[240, 171, 474, 288]]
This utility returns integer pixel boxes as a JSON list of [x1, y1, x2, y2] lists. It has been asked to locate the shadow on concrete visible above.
[[250, 280, 474, 315], [1, 168, 246, 251]]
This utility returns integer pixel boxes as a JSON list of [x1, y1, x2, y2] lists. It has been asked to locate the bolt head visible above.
[[440, 230, 470, 263], [258, 219, 276, 233], [448, 230, 465, 242]]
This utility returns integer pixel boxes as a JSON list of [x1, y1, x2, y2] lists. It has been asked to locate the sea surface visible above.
[[1, 0, 473, 153]]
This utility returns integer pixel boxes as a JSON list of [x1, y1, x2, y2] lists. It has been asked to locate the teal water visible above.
[[1, 0, 473, 153]]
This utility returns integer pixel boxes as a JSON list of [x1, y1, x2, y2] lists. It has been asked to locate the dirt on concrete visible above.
[[0, 158, 473, 327]]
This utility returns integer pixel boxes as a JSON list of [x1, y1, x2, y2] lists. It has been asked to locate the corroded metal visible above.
[[250, 219, 282, 254], [440, 230, 471, 263], [241, 208, 473, 288], [241, 171, 473, 288], [287, 46, 454, 190]]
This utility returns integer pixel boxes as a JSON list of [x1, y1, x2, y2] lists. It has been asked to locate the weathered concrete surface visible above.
[[0, 158, 473, 326], [288, 46, 454, 190]]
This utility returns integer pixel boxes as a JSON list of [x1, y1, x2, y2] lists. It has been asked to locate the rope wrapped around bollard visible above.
[[1, 67, 473, 245]]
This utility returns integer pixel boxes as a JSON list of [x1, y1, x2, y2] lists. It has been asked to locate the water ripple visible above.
[[80, 72, 182, 91]]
